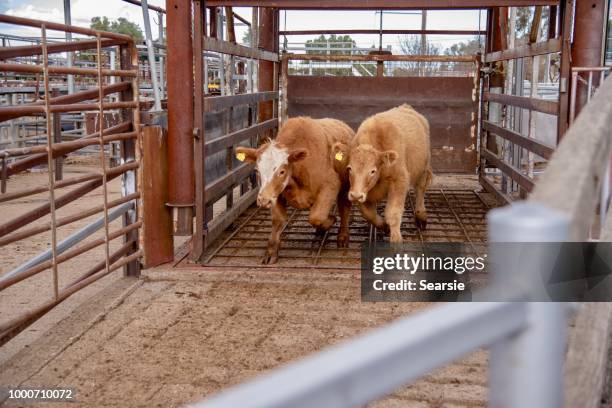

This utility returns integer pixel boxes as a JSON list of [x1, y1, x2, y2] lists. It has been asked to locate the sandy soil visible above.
[[0, 161, 129, 364], [1, 267, 488, 408]]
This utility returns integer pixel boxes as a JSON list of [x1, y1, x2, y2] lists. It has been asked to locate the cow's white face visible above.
[[235, 142, 307, 209], [258, 143, 290, 192]]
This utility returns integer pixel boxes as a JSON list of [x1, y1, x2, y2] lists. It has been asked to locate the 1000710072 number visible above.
[[3, 388, 76, 401]]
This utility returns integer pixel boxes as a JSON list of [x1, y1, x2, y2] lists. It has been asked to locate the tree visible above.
[[242, 27, 251, 45], [514, 7, 550, 40], [305, 34, 357, 55], [90, 16, 144, 42], [445, 37, 483, 57], [395, 34, 442, 76]]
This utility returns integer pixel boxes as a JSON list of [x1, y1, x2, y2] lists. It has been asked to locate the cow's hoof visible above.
[[337, 233, 349, 248], [415, 217, 427, 231], [261, 253, 278, 264], [390, 231, 403, 244], [314, 228, 327, 237]]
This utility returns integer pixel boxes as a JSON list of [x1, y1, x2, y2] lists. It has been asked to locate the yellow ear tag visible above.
[[335, 152, 344, 161], [236, 152, 246, 162]]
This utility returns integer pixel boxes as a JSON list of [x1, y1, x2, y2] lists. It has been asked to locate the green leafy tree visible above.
[[442, 37, 484, 74], [445, 37, 483, 56], [90, 16, 144, 42], [514, 7, 549, 40], [242, 27, 251, 45], [305, 34, 357, 55]]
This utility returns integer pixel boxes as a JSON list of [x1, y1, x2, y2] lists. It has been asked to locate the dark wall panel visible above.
[[287, 76, 478, 173]]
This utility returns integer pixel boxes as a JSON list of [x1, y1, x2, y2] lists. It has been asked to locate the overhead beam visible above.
[[204, 1, 558, 9], [122, 0, 166, 13], [279, 29, 485, 35]]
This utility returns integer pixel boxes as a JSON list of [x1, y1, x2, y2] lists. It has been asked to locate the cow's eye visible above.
[[370, 169, 377, 175], [347, 166, 352, 172], [279, 169, 286, 176]]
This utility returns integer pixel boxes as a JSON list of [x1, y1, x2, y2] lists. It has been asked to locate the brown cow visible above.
[[236, 117, 354, 264], [336, 104, 432, 244]]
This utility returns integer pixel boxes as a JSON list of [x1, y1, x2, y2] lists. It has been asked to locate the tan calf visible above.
[[337, 104, 432, 244], [236, 117, 354, 264]]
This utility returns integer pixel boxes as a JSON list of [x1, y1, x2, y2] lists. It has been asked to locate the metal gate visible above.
[[0, 15, 141, 346], [478, 1, 572, 202]]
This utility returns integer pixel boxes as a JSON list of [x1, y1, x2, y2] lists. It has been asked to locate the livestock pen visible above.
[[1, 1, 612, 407]]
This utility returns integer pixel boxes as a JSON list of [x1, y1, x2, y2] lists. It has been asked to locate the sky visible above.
[[0, 1, 488, 53]]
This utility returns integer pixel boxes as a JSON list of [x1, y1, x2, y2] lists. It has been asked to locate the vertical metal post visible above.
[[488, 203, 570, 408], [166, 0, 195, 236], [41, 24, 59, 299], [52, 88, 63, 181], [158, 11, 165, 99], [569, 70, 578, 124], [141, 0, 162, 111], [420, 9, 427, 75], [192, 0, 205, 261], [557, 0, 573, 140], [378, 10, 383, 52], [572, 0, 606, 116], [119, 43, 141, 277], [251, 7, 259, 92], [280, 55, 288, 125], [63, 0, 75, 95], [258, 7, 276, 136], [95, 34, 111, 279]]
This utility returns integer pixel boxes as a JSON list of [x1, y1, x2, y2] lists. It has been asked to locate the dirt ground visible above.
[[1, 167, 490, 407], [1, 267, 488, 408], [0, 160, 129, 365]]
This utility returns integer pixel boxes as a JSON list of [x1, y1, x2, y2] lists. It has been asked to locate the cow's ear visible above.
[[235, 147, 258, 163], [380, 150, 398, 167], [288, 148, 308, 163], [332, 142, 348, 162]]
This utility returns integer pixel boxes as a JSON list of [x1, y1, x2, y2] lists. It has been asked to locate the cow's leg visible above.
[[384, 180, 409, 244], [359, 201, 389, 233], [308, 186, 337, 232], [262, 198, 287, 264], [336, 188, 351, 248], [414, 168, 432, 231]]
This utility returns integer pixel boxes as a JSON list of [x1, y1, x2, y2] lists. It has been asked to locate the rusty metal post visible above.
[[486, 7, 507, 156], [557, 0, 573, 140], [571, 0, 607, 117], [376, 61, 384, 76], [51, 88, 63, 181], [119, 43, 141, 277], [280, 55, 288, 125], [258, 7, 277, 134], [548, 5, 557, 40], [166, 0, 194, 235], [192, 0, 206, 261], [142, 125, 173, 267]]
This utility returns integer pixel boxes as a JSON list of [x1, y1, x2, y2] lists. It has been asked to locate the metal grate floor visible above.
[[202, 188, 493, 270]]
